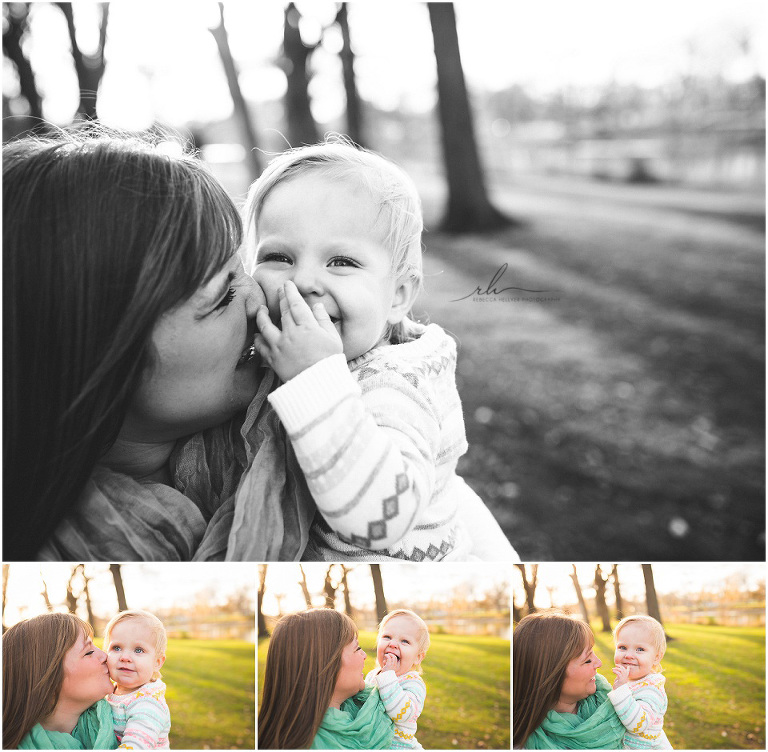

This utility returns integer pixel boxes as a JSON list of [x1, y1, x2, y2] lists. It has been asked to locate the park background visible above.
[[513, 563, 766, 750], [2, 563, 256, 749], [3, 0, 765, 560], [257, 562, 512, 749]]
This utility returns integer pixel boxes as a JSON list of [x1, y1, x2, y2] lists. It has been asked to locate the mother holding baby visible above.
[[513, 610, 626, 749], [259, 609, 395, 749], [4, 127, 516, 563], [2, 612, 117, 749]]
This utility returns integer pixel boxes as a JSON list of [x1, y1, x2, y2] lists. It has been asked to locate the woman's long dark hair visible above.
[[3, 128, 243, 559]]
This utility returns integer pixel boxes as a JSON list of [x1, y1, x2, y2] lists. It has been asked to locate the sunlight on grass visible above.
[[163, 639, 255, 749]]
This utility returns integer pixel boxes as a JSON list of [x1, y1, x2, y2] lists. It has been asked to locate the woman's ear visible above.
[[386, 276, 419, 326]]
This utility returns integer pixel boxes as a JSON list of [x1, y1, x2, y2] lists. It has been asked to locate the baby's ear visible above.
[[155, 653, 166, 671], [387, 276, 419, 326]]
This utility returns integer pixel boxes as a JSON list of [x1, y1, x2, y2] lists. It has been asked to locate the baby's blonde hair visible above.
[[613, 615, 666, 673], [244, 136, 424, 344], [377, 609, 430, 674], [104, 609, 167, 681]]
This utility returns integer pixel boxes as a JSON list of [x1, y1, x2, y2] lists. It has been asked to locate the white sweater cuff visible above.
[[268, 354, 358, 434], [608, 683, 631, 704]]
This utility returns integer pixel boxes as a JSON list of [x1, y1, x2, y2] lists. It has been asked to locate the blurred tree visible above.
[[2, 3, 44, 138], [323, 565, 339, 608], [340, 565, 354, 616], [110, 564, 128, 612], [427, 2, 511, 233], [611, 565, 625, 620], [283, 3, 320, 146], [65, 565, 82, 614], [593, 565, 611, 632], [642, 564, 672, 640], [335, 3, 365, 146], [55, 2, 109, 121], [298, 564, 313, 608], [512, 590, 522, 624], [40, 571, 54, 613], [515, 564, 538, 615], [570, 565, 590, 623], [370, 564, 387, 622], [210, 2, 262, 180], [81, 566, 96, 627], [258, 564, 269, 638]]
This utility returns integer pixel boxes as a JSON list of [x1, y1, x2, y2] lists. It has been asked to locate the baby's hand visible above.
[[381, 653, 398, 673], [612, 664, 631, 689], [254, 280, 343, 381]]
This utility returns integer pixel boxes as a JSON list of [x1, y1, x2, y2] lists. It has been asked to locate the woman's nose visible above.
[[244, 274, 267, 319], [96, 648, 107, 662], [594, 655, 603, 668]]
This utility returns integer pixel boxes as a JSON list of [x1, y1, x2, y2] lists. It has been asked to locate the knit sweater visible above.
[[366, 669, 426, 750], [268, 323, 477, 561], [107, 680, 171, 749], [608, 673, 672, 749]]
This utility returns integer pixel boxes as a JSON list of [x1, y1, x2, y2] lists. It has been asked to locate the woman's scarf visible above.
[[311, 686, 395, 750], [19, 699, 117, 750], [525, 674, 625, 750], [40, 367, 315, 562]]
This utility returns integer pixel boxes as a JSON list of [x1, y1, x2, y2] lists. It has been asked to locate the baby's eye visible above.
[[111, 646, 121, 652], [260, 252, 291, 264], [403, 640, 410, 645], [328, 256, 358, 268], [637, 647, 645, 652]]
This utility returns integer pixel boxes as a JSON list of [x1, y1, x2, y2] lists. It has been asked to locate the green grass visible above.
[[258, 630, 510, 749], [589, 622, 765, 749], [163, 639, 255, 749]]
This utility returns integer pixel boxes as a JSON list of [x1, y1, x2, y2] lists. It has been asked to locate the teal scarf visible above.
[[19, 699, 117, 750], [312, 686, 395, 749], [525, 674, 625, 749]]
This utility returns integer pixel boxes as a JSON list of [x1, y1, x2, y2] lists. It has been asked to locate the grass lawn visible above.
[[412, 172, 765, 560], [590, 622, 765, 749], [258, 630, 510, 749], [163, 639, 255, 749]]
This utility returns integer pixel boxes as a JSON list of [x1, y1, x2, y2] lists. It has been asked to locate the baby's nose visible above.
[[292, 264, 323, 295]]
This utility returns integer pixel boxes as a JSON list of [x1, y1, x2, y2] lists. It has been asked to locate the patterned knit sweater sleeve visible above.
[[371, 670, 426, 748], [267, 326, 456, 551], [608, 674, 668, 747], [108, 680, 171, 749]]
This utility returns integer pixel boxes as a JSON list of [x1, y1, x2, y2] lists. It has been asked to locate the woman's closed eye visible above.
[[214, 286, 237, 310]]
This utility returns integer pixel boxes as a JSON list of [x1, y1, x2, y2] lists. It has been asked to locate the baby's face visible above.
[[253, 173, 414, 361], [376, 614, 425, 676], [106, 619, 164, 694], [613, 623, 661, 681]]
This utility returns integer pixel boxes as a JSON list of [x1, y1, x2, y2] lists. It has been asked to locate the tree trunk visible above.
[[109, 564, 128, 612], [335, 4, 364, 146], [41, 573, 54, 613], [611, 565, 625, 620], [641, 564, 673, 640], [65, 566, 80, 614], [258, 564, 269, 638], [210, 3, 262, 181], [593, 565, 612, 632], [283, 3, 319, 147], [514, 564, 538, 615], [427, 2, 511, 233], [323, 566, 338, 609], [341, 566, 354, 616], [56, 2, 109, 120], [297, 564, 313, 609], [370, 564, 387, 622], [3, 4, 44, 122], [570, 565, 590, 623], [81, 570, 96, 628]]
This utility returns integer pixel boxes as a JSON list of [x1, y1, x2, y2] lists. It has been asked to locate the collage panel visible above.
[[257, 562, 512, 750], [513, 563, 766, 750], [1, 563, 256, 750]]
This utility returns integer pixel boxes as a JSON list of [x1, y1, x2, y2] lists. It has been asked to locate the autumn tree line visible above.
[[3, 2, 511, 233]]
